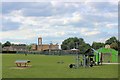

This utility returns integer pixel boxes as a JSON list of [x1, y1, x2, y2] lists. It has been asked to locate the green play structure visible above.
[[94, 48, 118, 63]]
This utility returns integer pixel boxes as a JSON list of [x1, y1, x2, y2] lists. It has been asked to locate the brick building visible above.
[[2, 45, 27, 51], [31, 37, 59, 51]]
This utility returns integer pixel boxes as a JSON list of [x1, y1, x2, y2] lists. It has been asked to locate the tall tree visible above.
[[61, 37, 84, 50], [105, 36, 119, 51], [0, 42, 2, 46], [92, 42, 105, 50], [105, 36, 118, 45], [0, 42, 2, 52], [61, 37, 91, 53], [110, 42, 118, 50], [78, 43, 91, 54], [3, 41, 11, 47]]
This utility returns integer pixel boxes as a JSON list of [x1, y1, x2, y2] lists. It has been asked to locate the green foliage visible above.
[[105, 36, 118, 45], [0, 42, 2, 52], [2, 41, 11, 47], [0, 42, 2, 48], [91, 36, 119, 51], [110, 42, 118, 50], [61, 37, 78, 50], [78, 43, 91, 53], [0, 42, 2, 45], [92, 42, 105, 50], [61, 37, 91, 53], [105, 36, 119, 51], [26, 44, 32, 51]]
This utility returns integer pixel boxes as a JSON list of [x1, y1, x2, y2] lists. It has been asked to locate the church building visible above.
[[31, 37, 59, 51]]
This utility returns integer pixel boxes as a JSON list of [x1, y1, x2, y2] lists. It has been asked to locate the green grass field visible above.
[[2, 54, 119, 78]]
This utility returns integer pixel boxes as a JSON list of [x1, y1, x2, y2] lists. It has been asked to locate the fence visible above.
[[16, 50, 80, 56]]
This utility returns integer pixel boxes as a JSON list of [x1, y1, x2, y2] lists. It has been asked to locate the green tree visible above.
[[92, 42, 105, 50], [2, 41, 11, 47], [105, 36, 118, 45], [79, 43, 91, 54], [110, 42, 118, 50], [26, 44, 32, 51], [105, 36, 119, 51], [0, 42, 2, 52], [61, 37, 84, 50], [61, 37, 91, 53], [0, 42, 2, 46]]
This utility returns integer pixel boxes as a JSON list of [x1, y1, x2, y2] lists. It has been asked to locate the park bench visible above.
[[15, 60, 30, 67]]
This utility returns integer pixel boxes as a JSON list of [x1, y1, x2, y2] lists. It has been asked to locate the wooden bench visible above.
[[15, 60, 30, 67]]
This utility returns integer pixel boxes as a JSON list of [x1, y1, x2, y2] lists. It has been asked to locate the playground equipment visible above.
[[69, 47, 118, 68], [92, 48, 101, 65], [69, 48, 80, 68], [82, 48, 96, 67], [69, 48, 96, 68], [94, 48, 118, 63]]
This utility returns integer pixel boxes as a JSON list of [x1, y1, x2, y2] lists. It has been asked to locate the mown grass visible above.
[[2, 54, 118, 78]]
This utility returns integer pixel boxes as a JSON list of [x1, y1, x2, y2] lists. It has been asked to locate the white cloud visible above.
[[72, 12, 82, 22], [2, 0, 119, 2], [80, 28, 100, 36], [1, 2, 118, 45], [104, 12, 118, 18], [80, 28, 88, 33], [106, 23, 118, 29], [98, 37, 109, 43], [11, 42, 26, 44], [1, 28, 36, 40], [3, 10, 24, 23], [93, 22, 100, 27], [56, 32, 65, 36], [62, 12, 83, 25], [2, 10, 72, 41], [50, 1, 63, 7], [85, 31, 100, 36]]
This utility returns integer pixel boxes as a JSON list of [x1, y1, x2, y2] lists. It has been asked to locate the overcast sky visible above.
[[1, 1, 118, 45]]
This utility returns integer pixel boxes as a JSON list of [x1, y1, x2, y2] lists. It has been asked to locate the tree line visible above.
[[61, 36, 119, 53], [0, 36, 119, 52], [0, 41, 26, 48]]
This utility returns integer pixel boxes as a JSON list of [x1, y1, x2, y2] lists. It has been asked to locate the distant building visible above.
[[31, 37, 59, 51], [31, 44, 37, 51], [2, 45, 27, 51]]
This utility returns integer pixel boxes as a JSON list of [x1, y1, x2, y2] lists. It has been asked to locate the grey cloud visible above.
[[2, 20, 21, 31]]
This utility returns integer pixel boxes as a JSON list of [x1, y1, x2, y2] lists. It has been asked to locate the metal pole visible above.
[[76, 52, 79, 68], [98, 52, 99, 65], [76, 52, 78, 68], [83, 55, 86, 67], [76, 42, 79, 68]]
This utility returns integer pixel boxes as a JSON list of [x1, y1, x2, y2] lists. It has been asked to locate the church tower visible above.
[[38, 37, 42, 51], [38, 37, 42, 45]]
